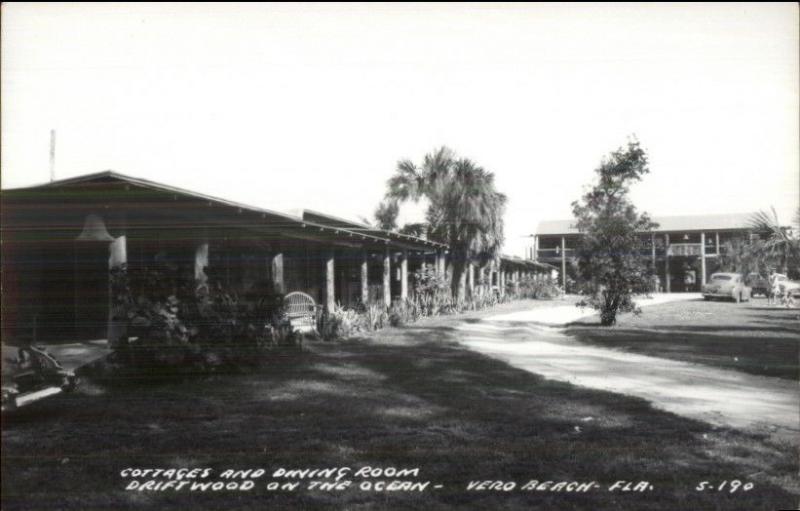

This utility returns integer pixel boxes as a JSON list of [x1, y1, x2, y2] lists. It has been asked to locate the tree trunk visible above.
[[451, 259, 467, 302]]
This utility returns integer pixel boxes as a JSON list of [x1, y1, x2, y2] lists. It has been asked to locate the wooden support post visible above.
[[271, 252, 284, 294], [700, 232, 707, 286], [468, 262, 475, 297], [325, 250, 335, 313], [651, 233, 656, 268], [561, 236, 567, 290], [383, 248, 391, 307], [665, 234, 671, 293], [360, 250, 369, 305], [458, 266, 467, 301], [400, 250, 408, 302], [108, 235, 129, 345]]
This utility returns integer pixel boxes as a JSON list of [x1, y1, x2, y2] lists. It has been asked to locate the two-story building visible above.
[[528, 213, 759, 292]]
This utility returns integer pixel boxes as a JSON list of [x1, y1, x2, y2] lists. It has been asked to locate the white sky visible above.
[[2, 3, 798, 256]]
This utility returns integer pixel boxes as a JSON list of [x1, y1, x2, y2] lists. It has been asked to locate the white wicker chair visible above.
[[283, 291, 318, 333]]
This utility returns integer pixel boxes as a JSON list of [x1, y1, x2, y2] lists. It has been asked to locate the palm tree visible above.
[[377, 147, 507, 299], [749, 207, 800, 277]]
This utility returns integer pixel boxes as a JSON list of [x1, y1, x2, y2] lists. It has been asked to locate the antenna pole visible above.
[[49, 129, 56, 182]]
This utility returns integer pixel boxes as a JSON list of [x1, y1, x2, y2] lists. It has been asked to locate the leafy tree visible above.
[[377, 147, 506, 299], [374, 200, 399, 231], [571, 139, 657, 326], [749, 207, 800, 278], [719, 238, 766, 277]]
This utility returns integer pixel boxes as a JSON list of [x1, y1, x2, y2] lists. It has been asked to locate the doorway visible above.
[[72, 241, 110, 340]]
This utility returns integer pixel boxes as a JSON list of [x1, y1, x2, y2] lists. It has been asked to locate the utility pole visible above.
[[49, 129, 56, 182]]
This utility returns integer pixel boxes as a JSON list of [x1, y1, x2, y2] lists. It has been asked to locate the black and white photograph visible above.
[[1, 3, 798, 510]]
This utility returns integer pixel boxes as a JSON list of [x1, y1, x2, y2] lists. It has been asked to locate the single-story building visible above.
[[1, 171, 447, 344], [2, 171, 552, 345], [528, 213, 760, 292]]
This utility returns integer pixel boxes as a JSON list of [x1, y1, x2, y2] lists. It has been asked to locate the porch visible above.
[[1, 172, 448, 345]]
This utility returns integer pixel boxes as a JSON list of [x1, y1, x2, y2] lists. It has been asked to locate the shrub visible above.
[[110, 263, 295, 374], [320, 304, 365, 341], [362, 302, 389, 331], [388, 300, 422, 327], [411, 266, 452, 316]]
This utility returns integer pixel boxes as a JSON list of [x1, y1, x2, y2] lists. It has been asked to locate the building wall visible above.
[[531, 229, 751, 293]]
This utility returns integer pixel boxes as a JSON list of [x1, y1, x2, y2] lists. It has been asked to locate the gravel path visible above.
[[456, 297, 800, 440]]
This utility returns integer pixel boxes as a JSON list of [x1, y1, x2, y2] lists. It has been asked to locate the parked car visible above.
[[776, 275, 800, 299], [702, 273, 751, 302], [2, 344, 77, 412]]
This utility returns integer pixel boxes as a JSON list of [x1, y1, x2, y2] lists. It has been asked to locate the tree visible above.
[[749, 207, 800, 278], [377, 147, 506, 299], [374, 200, 399, 230], [719, 238, 767, 277], [571, 139, 657, 326]]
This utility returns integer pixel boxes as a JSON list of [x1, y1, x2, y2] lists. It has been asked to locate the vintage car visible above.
[[702, 273, 751, 302], [2, 344, 77, 412], [778, 276, 800, 299], [770, 273, 800, 299]]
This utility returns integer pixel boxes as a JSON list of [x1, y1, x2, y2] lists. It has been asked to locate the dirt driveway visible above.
[[457, 300, 800, 441]]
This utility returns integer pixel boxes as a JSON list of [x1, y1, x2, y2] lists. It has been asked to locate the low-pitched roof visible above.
[[534, 212, 760, 236], [4, 171, 446, 252], [300, 209, 448, 250]]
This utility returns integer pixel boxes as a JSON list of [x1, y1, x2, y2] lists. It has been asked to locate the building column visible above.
[[664, 234, 671, 293], [458, 267, 467, 301], [360, 250, 369, 305], [468, 262, 475, 297], [325, 250, 335, 313], [561, 236, 567, 289], [271, 251, 284, 294], [715, 232, 720, 256], [193, 241, 209, 286], [700, 232, 707, 286], [650, 233, 656, 268], [383, 248, 392, 307], [108, 235, 128, 345], [400, 250, 408, 302]]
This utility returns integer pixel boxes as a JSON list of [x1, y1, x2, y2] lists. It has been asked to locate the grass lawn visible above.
[[567, 297, 800, 381], [2, 300, 798, 510]]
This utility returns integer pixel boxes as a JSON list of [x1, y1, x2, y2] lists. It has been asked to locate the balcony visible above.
[[536, 248, 575, 261], [666, 243, 723, 257], [667, 243, 702, 257]]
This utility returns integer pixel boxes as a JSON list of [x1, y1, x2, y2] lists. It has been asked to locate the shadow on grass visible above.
[[567, 324, 799, 381], [2, 319, 798, 511]]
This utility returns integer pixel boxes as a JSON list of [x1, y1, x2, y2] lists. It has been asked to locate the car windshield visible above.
[[711, 275, 732, 281]]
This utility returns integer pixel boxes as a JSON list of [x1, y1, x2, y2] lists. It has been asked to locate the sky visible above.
[[2, 3, 798, 257]]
